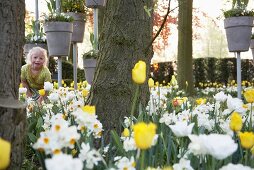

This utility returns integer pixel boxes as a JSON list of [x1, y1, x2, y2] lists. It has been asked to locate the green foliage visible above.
[[251, 34, 254, 39], [206, 57, 218, 83], [61, 0, 88, 13], [25, 20, 46, 43], [62, 60, 85, 82], [193, 58, 206, 87], [224, 8, 254, 18], [44, 0, 74, 22], [48, 57, 57, 74], [224, 0, 254, 18], [44, 13, 74, 22], [82, 50, 99, 59], [82, 33, 99, 59]]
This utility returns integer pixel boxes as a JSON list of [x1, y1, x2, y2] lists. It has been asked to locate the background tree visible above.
[[87, 0, 154, 141], [0, 0, 26, 169], [177, 0, 193, 94]]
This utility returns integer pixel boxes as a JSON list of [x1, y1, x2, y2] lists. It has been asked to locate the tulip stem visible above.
[[140, 149, 145, 170], [130, 85, 140, 125]]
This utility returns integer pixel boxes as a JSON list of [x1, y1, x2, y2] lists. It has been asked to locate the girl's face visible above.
[[31, 51, 45, 70]]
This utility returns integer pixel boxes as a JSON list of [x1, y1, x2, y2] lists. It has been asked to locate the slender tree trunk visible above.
[[177, 0, 194, 94], [0, 0, 26, 169], [87, 0, 153, 142]]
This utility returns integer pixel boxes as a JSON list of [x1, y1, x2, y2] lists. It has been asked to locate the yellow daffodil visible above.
[[196, 98, 207, 105], [132, 60, 146, 84], [230, 112, 242, 132], [148, 78, 154, 88], [0, 138, 11, 170], [19, 83, 23, 88], [122, 128, 130, 137], [239, 132, 254, 149], [38, 89, 46, 96], [244, 89, 254, 103], [82, 89, 89, 97], [133, 122, 156, 150], [82, 105, 95, 114]]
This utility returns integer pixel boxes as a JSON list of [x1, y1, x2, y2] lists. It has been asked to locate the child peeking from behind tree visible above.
[[21, 47, 51, 102]]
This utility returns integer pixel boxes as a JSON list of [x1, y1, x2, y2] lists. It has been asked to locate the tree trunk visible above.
[[0, 0, 26, 169], [87, 0, 153, 142], [177, 0, 194, 95]]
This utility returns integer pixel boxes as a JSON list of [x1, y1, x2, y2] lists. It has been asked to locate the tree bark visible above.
[[87, 0, 154, 142], [177, 0, 194, 95], [0, 0, 26, 169]]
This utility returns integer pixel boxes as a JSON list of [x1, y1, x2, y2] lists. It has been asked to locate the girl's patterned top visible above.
[[21, 64, 51, 90]]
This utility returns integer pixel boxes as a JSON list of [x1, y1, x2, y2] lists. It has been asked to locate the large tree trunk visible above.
[[88, 0, 153, 142], [0, 0, 26, 169], [177, 0, 194, 95]]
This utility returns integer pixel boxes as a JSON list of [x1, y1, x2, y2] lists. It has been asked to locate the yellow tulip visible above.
[[244, 89, 254, 103], [239, 132, 254, 149], [133, 122, 156, 150], [132, 60, 146, 84], [148, 78, 154, 88], [0, 138, 11, 169], [230, 112, 242, 132], [82, 105, 95, 114], [38, 89, 46, 96]]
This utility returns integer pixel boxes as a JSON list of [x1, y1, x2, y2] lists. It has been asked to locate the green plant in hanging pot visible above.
[[61, 0, 88, 43], [44, 0, 74, 57], [24, 20, 47, 56], [223, 0, 254, 52]]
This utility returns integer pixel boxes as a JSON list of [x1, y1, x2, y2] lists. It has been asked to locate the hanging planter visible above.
[[44, 22, 73, 56], [66, 12, 86, 43], [224, 16, 253, 52], [83, 59, 97, 85], [24, 43, 47, 56], [85, 0, 107, 8], [83, 50, 98, 84]]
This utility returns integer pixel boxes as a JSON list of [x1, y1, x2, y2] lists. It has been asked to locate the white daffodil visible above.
[[173, 158, 194, 170], [48, 92, 59, 102], [188, 134, 237, 160], [214, 91, 227, 102], [219, 163, 253, 170], [45, 154, 83, 170], [115, 156, 136, 170], [79, 143, 102, 169], [44, 82, 53, 91], [169, 121, 194, 137], [123, 137, 137, 152]]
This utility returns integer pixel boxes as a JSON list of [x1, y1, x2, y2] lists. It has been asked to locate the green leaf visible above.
[[110, 130, 125, 155], [36, 117, 43, 129], [28, 133, 37, 143]]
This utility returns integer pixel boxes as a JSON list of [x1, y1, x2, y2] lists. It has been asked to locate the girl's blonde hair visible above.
[[26, 47, 48, 67]]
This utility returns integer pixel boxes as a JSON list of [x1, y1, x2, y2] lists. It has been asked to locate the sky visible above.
[[25, 0, 254, 63]]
